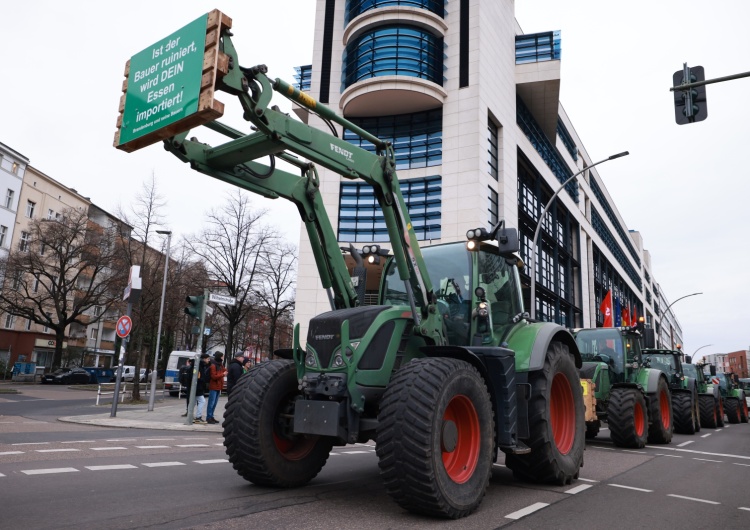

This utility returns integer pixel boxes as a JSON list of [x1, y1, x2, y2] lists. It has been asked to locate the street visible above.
[[1, 385, 749, 529]]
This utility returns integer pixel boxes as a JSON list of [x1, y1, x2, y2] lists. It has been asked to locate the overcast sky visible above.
[[2, 1, 747, 358]]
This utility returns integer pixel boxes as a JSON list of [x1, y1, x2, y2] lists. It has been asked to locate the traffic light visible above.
[[673, 64, 707, 124], [184, 295, 204, 320]]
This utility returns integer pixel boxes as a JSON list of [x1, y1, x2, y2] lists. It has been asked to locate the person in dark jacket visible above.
[[226, 352, 245, 395], [194, 353, 211, 424], [180, 359, 194, 417]]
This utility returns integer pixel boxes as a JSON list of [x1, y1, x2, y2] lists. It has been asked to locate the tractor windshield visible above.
[[575, 329, 624, 366], [682, 363, 702, 382], [643, 353, 678, 374]]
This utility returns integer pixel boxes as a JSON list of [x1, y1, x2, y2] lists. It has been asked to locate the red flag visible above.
[[621, 306, 630, 327], [632, 306, 638, 326], [599, 290, 613, 327]]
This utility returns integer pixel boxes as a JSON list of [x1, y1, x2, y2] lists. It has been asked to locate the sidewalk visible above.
[[59, 401, 227, 432]]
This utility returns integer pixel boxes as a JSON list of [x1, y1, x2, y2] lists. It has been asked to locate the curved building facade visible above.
[[294, 0, 683, 348]]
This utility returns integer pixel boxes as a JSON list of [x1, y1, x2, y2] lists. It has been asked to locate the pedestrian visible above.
[[206, 352, 227, 424], [226, 351, 245, 395], [194, 353, 211, 424], [179, 359, 194, 417], [243, 358, 253, 374]]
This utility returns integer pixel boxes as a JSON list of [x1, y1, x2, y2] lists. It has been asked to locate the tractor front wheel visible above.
[[725, 398, 741, 424], [585, 420, 600, 440], [608, 387, 648, 448], [672, 393, 695, 435], [717, 399, 725, 427], [647, 378, 673, 444], [505, 342, 584, 485], [699, 395, 718, 428], [376, 358, 494, 519], [223, 360, 333, 487], [741, 396, 749, 423]]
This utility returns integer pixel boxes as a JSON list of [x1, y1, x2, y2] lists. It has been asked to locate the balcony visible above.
[[515, 31, 561, 142]]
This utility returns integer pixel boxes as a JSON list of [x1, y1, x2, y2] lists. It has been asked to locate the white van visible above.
[[165, 351, 196, 396], [110, 365, 136, 382]]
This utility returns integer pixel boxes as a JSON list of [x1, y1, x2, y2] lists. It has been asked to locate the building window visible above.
[[344, 109, 442, 170], [556, 118, 577, 161], [5, 189, 13, 209], [515, 30, 561, 64], [342, 25, 444, 89], [48, 209, 55, 220], [25, 319, 32, 331], [43, 312, 51, 333], [26, 200, 36, 218], [90, 327, 98, 340], [4, 314, 15, 329], [19, 231, 30, 252], [33, 277, 40, 293], [293, 64, 312, 92], [488, 118, 499, 180], [0, 225, 6, 248], [11, 162, 19, 174], [94, 306, 103, 317], [339, 175, 442, 242], [488, 187, 498, 228], [345, 0, 445, 24]]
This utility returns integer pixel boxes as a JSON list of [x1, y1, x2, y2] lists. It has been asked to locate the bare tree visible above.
[[254, 241, 297, 356], [0, 208, 125, 368], [186, 190, 275, 360]]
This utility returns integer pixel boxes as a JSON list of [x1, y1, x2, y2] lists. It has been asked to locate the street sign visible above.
[[205, 305, 214, 316], [208, 293, 237, 305], [116, 315, 133, 338]]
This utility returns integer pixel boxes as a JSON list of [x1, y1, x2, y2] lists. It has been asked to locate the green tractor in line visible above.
[[119, 11, 587, 519], [642, 348, 700, 434], [681, 361, 722, 429], [573, 324, 673, 448], [708, 371, 749, 424]]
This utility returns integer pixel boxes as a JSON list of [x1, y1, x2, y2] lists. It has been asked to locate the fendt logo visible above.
[[330, 143, 353, 162], [314, 334, 336, 341]]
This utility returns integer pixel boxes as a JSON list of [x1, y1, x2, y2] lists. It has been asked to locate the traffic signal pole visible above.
[[185, 288, 209, 425]]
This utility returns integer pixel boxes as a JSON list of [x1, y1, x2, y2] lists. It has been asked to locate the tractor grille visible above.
[[307, 305, 390, 368]]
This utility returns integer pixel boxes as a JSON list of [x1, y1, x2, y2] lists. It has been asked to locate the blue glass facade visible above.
[[294, 64, 312, 92], [344, 109, 442, 170], [339, 176, 442, 242], [345, 0, 445, 24], [515, 30, 561, 64], [342, 25, 444, 89]]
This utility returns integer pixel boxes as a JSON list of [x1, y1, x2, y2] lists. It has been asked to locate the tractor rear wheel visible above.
[[647, 378, 673, 444], [741, 396, 749, 423], [717, 399, 725, 427], [608, 387, 648, 448], [725, 398, 741, 424], [505, 342, 584, 485], [376, 358, 494, 519], [672, 393, 695, 435], [223, 360, 333, 487], [694, 393, 701, 432], [699, 395, 718, 428]]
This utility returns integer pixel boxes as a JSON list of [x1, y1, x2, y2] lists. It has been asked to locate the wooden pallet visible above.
[[114, 9, 232, 153]]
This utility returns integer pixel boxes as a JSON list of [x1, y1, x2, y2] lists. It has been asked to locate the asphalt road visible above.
[[1, 386, 749, 529]]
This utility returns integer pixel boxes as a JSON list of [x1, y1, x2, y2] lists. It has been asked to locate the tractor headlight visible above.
[[305, 352, 318, 368], [332, 353, 345, 368]]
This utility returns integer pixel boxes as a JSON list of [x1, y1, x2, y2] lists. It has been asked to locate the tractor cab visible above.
[[642, 349, 685, 389], [574, 327, 642, 386]]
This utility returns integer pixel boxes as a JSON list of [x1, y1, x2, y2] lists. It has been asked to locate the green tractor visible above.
[[574, 325, 673, 448], [711, 372, 749, 424], [642, 348, 699, 434], [118, 11, 587, 519], [681, 361, 721, 429]]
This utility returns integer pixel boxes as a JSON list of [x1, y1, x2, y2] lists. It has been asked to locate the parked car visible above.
[[41, 367, 91, 385], [109, 365, 137, 382]]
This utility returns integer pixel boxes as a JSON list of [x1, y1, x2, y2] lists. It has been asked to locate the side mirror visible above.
[[496, 227, 519, 255], [685, 355, 692, 364], [709, 365, 716, 376]]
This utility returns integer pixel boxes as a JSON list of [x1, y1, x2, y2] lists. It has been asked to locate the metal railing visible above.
[[96, 382, 169, 405]]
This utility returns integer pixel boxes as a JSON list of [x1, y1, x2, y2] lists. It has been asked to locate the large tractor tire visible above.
[[608, 387, 648, 448], [694, 392, 701, 433], [672, 392, 696, 435], [647, 378, 673, 444], [717, 399, 725, 427], [741, 396, 749, 423], [699, 395, 718, 428], [725, 398, 741, 424], [376, 358, 494, 519], [585, 420, 600, 440], [223, 360, 333, 487], [505, 342, 584, 486]]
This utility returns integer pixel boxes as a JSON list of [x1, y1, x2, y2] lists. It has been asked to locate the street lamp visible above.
[[529, 151, 629, 320], [658, 291, 702, 348], [690, 344, 713, 362], [148, 230, 172, 412]]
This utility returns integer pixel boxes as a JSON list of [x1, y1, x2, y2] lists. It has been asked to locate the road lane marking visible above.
[[194, 459, 229, 464], [655, 454, 683, 458], [61, 440, 97, 444], [493, 463, 506, 468], [142, 462, 185, 467], [22, 468, 79, 475], [146, 438, 175, 441], [565, 484, 592, 494], [577, 478, 598, 483], [599, 427, 609, 431], [85, 465, 138, 471], [645, 446, 750, 461], [714, 429, 721, 432], [106, 439, 138, 442], [592, 446, 615, 450], [694, 458, 723, 463], [0, 451, 24, 456], [36, 448, 80, 453], [734, 463, 750, 467], [176, 444, 210, 448], [505, 502, 549, 520], [0, 473, 5, 477], [92, 447, 128, 451], [12, 442, 49, 446], [677, 441, 694, 447], [341, 450, 370, 454], [608, 484, 653, 492], [739, 507, 750, 512], [668, 494, 720, 505], [135, 445, 170, 449], [622, 450, 647, 454], [701, 434, 712, 438]]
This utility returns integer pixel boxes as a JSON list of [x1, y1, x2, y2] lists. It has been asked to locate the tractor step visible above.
[[500, 440, 531, 455]]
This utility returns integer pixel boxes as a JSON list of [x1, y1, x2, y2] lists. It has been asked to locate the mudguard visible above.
[[505, 321, 581, 372], [636, 368, 667, 394]]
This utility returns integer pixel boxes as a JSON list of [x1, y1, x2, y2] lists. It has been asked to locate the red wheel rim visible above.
[[634, 401, 645, 436], [744, 402, 748, 419], [442, 394, 480, 484], [659, 390, 671, 429], [550, 373, 575, 455], [273, 431, 317, 461]]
